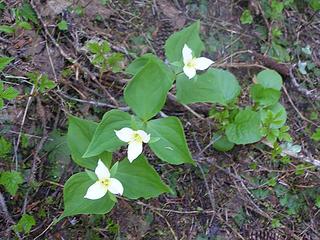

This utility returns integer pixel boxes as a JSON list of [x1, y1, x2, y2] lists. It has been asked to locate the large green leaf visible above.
[[126, 54, 161, 76], [250, 84, 281, 107], [176, 69, 241, 105], [62, 172, 115, 217], [226, 109, 263, 144], [68, 116, 112, 169], [83, 110, 132, 158], [124, 58, 174, 121], [147, 117, 194, 165], [165, 21, 204, 63], [114, 156, 170, 199], [256, 69, 282, 90]]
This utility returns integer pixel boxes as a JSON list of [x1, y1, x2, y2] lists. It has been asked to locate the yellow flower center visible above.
[[100, 178, 110, 187], [132, 132, 143, 143], [186, 58, 197, 68]]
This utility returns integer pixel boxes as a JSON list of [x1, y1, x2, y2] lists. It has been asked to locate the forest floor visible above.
[[0, 0, 320, 239]]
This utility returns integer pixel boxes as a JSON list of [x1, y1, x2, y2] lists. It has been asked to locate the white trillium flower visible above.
[[84, 160, 123, 200], [115, 127, 150, 162], [182, 44, 214, 79]]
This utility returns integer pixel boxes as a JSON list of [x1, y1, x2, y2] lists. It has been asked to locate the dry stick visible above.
[[0, 192, 15, 224], [167, 92, 205, 120], [262, 140, 320, 168], [289, 65, 320, 101], [0, 192, 22, 240], [13, 85, 35, 171], [57, 91, 129, 111], [151, 210, 178, 240], [29, 0, 119, 107], [283, 84, 319, 127], [22, 98, 48, 214]]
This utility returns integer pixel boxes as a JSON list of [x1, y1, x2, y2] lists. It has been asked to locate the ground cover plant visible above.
[[1, 0, 320, 239]]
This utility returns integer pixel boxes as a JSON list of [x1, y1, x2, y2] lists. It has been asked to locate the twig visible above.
[[152, 210, 178, 240], [0, 192, 15, 224], [22, 98, 48, 214], [262, 140, 320, 168], [13, 85, 35, 170], [0, 192, 22, 239], [289, 65, 320, 101], [167, 92, 205, 120], [136, 201, 215, 214], [57, 91, 129, 111], [282, 84, 319, 127]]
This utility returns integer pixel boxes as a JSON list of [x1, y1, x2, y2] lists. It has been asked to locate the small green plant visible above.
[[0, 171, 24, 196], [13, 214, 36, 234], [0, 2, 38, 34], [86, 40, 124, 76], [57, 20, 68, 31], [26, 72, 56, 93], [240, 9, 253, 24], [0, 81, 19, 109]]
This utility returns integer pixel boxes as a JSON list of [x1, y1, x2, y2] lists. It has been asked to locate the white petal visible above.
[[127, 141, 143, 162], [182, 44, 193, 64], [137, 130, 150, 143], [95, 159, 110, 180], [115, 127, 134, 143], [84, 181, 108, 200], [108, 178, 124, 195], [183, 66, 196, 79], [194, 57, 214, 70]]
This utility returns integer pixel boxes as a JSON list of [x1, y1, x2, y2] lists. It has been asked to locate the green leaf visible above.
[[68, 116, 112, 169], [17, 21, 32, 30], [240, 9, 253, 24], [83, 110, 132, 158], [165, 21, 204, 63], [86, 41, 101, 54], [124, 57, 174, 121], [0, 98, 3, 109], [101, 41, 110, 53], [212, 133, 235, 152], [1, 86, 19, 100], [0, 171, 23, 195], [62, 172, 115, 217], [114, 156, 170, 199], [310, 0, 320, 11], [0, 136, 12, 158], [176, 68, 241, 105], [256, 69, 283, 90], [57, 20, 68, 31], [250, 84, 280, 106], [126, 54, 160, 76], [0, 57, 14, 72], [260, 103, 287, 129], [311, 128, 320, 142], [14, 214, 36, 234], [38, 75, 56, 92], [19, 2, 38, 24], [147, 116, 194, 165], [226, 109, 263, 144], [0, 25, 15, 34]]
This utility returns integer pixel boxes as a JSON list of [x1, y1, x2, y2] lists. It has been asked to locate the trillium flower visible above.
[[84, 160, 123, 200], [115, 127, 150, 162], [182, 44, 214, 79]]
